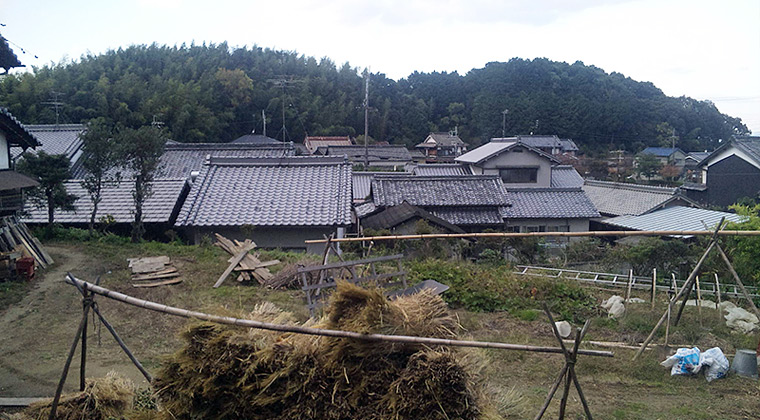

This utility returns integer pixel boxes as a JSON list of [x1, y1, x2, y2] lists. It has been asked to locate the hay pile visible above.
[[19, 372, 134, 420], [153, 282, 484, 420]]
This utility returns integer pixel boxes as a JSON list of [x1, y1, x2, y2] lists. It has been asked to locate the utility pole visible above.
[[502, 109, 509, 138], [363, 69, 369, 167], [41, 91, 65, 125], [261, 110, 266, 136]]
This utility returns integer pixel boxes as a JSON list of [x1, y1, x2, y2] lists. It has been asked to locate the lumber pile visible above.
[[0, 216, 53, 268], [213, 233, 278, 286], [128, 256, 181, 288]]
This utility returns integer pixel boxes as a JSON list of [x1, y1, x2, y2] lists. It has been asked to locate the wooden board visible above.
[[132, 271, 180, 281], [0, 397, 47, 407], [132, 278, 183, 288], [214, 243, 255, 288], [234, 260, 281, 270], [128, 256, 170, 267]]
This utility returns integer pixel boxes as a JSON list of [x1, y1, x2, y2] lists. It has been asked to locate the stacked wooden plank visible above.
[[128, 256, 182, 288], [0, 216, 53, 268], [213, 233, 278, 286]]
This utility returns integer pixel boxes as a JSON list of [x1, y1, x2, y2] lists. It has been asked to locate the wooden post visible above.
[[90, 305, 153, 383], [714, 273, 722, 321], [714, 243, 760, 321], [625, 269, 633, 302], [651, 268, 657, 310], [695, 275, 703, 326], [665, 299, 671, 347], [671, 273, 678, 292], [79, 284, 89, 392]]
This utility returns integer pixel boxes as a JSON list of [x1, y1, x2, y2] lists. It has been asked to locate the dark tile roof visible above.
[[550, 165, 584, 188], [354, 201, 378, 218], [326, 145, 412, 162], [429, 207, 504, 226], [641, 147, 685, 157], [502, 188, 599, 219], [0, 108, 40, 150], [22, 179, 188, 224], [697, 137, 760, 168], [0, 171, 39, 191], [685, 151, 710, 162], [230, 134, 282, 144], [371, 175, 509, 207], [582, 180, 697, 216], [362, 202, 465, 233], [411, 163, 472, 176], [304, 136, 353, 153], [176, 156, 352, 227]]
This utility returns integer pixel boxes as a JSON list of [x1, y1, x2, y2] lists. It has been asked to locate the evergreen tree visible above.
[[17, 151, 77, 225], [79, 118, 122, 232]]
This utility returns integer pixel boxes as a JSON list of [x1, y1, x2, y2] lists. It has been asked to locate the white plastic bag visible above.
[[700, 347, 729, 382], [661, 347, 702, 376]]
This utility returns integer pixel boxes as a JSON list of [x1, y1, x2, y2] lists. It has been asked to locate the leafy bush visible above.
[[407, 259, 597, 321]]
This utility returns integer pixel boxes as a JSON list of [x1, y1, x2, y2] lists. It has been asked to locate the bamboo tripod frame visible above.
[[633, 219, 760, 360], [535, 304, 595, 420], [58, 276, 613, 419]]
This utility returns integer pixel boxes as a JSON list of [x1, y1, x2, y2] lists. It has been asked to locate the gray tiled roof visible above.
[[502, 188, 599, 219], [176, 156, 352, 227], [371, 175, 509, 207], [493, 135, 579, 153], [22, 179, 188, 224], [603, 206, 746, 236], [550, 166, 584, 188], [352, 172, 375, 202], [456, 140, 560, 165], [411, 164, 472, 176], [326, 145, 412, 162], [71, 142, 295, 180], [416, 132, 465, 148], [429, 207, 504, 226], [230, 134, 282, 144], [11, 124, 83, 161], [354, 201, 378, 218], [582, 180, 695, 216], [0, 107, 40, 150]]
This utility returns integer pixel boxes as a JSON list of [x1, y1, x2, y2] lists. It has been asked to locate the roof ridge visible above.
[[584, 179, 676, 193]]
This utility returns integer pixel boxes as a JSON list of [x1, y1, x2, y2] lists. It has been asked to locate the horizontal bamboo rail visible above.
[[305, 230, 760, 244], [66, 277, 613, 358]]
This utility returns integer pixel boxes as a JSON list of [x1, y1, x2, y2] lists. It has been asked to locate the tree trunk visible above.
[[131, 177, 144, 243], [46, 188, 55, 226], [89, 198, 99, 233]]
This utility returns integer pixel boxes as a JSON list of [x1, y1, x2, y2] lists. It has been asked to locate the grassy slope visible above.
[[1, 240, 758, 419]]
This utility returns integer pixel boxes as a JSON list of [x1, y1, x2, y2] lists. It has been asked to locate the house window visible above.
[[499, 167, 538, 183]]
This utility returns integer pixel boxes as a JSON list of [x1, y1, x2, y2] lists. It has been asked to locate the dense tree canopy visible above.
[[0, 44, 748, 152]]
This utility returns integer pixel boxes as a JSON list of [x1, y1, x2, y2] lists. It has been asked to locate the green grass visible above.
[[0, 280, 32, 311]]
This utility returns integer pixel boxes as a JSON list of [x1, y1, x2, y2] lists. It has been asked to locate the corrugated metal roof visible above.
[[352, 172, 374, 202], [176, 156, 352, 227], [602, 206, 747, 235], [455, 141, 515, 164], [412, 164, 472, 176], [22, 179, 187, 224]]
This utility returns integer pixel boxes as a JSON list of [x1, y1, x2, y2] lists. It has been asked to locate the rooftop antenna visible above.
[[267, 76, 304, 142], [151, 115, 164, 129], [41, 91, 65, 125]]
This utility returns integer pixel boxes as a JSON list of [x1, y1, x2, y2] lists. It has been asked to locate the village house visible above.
[[490, 135, 579, 157], [175, 156, 352, 253], [0, 108, 40, 216], [640, 146, 687, 168], [318, 144, 412, 169], [415, 132, 466, 162], [682, 136, 760, 207], [303, 135, 353, 154], [11, 124, 86, 165]]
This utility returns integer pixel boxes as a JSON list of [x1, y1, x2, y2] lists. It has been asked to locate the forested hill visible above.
[[0, 43, 748, 153]]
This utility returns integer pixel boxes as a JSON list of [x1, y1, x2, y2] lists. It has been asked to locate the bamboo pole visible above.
[[625, 269, 633, 302], [695, 276, 703, 326], [49, 300, 92, 420], [534, 365, 568, 420], [304, 230, 760, 244], [65, 276, 613, 358], [90, 304, 153, 383], [651, 268, 657, 310], [80, 285, 88, 392]]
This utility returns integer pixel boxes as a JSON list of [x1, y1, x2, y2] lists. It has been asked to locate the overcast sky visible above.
[[2, 0, 758, 134]]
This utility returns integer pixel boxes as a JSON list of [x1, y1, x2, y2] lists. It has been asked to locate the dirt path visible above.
[[0, 245, 149, 397]]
